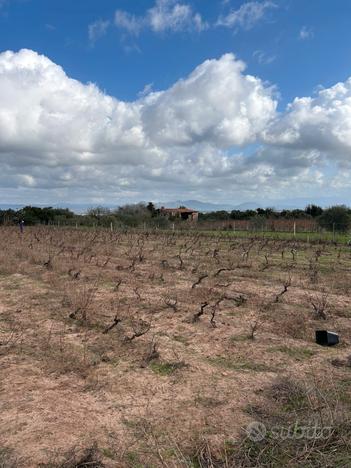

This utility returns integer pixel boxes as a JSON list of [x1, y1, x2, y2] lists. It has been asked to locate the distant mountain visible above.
[[0, 204, 25, 211], [233, 202, 263, 210], [159, 197, 351, 212], [155, 200, 262, 213], [0, 197, 349, 215], [159, 200, 266, 212], [159, 200, 236, 212]]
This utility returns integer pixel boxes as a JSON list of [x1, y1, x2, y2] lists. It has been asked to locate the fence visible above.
[[11, 218, 350, 245], [191, 219, 319, 233], [174, 219, 350, 243]]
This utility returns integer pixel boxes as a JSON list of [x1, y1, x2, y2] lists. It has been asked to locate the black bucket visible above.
[[316, 330, 339, 346]]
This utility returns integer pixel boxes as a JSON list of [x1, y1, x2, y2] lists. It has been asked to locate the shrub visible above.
[[317, 205, 351, 233]]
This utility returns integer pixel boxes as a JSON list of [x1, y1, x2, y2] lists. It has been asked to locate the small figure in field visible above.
[[19, 220, 25, 234]]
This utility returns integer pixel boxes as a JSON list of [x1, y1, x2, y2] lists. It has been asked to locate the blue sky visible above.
[[0, 0, 351, 207], [2, 0, 350, 104]]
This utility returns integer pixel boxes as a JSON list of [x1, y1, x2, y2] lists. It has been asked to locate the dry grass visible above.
[[235, 376, 351, 467], [0, 226, 351, 466]]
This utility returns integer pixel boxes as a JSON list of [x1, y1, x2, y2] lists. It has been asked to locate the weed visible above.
[[150, 360, 188, 376], [0, 447, 22, 468], [269, 345, 315, 360], [208, 356, 273, 372], [124, 451, 143, 468]]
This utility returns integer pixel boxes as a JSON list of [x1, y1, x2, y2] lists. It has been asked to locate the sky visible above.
[[1, 0, 351, 207]]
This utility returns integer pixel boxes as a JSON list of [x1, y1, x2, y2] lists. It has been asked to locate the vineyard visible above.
[[1, 226, 351, 467]]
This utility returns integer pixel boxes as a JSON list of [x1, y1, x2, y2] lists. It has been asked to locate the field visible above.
[[199, 229, 351, 245], [1, 226, 351, 467]]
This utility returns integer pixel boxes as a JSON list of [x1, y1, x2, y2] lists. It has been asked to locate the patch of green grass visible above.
[[0, 271, 10, 278], [172, 334, 189, 345], [269, 378, 309, 412], [150, 360, 187, 376], [336, 378, 351, 405], [269, 345, 315, 360], [124, 451, 144, 468], [97, 280, 116, 290], [4, 280, 21, 290], [122, 419, 142, 430], [194, 396, 225, 407], [199, 229, 350, 244], [208, 356, 273, 372], [230, 334, 251, 343], [0, 447, 19, 468], [101, 448, 115, 460]]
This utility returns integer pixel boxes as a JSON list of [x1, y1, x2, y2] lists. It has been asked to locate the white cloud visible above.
[[114, 11, 143, 36], [115, 0, 208, 36], [148, 0, 192, 32], [264, 79, 351, 159], [193, 13, 208, 32], [299, 26, 314, 40], [0, 49, 149, 167], [0, 50, 275, 155], [141, 53, 277, 147], [217, 1, 277, 30], [1, 48, 351, 204], [138, 83, 154, 98], [0, 49, 277, 202], [88, 19, 110, 44], [253, 50, 276, 65]]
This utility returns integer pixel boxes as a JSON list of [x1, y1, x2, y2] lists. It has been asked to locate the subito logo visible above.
[[246, 421, 267, 441]]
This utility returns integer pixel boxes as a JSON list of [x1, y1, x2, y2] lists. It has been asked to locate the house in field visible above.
[[159, 206, 199, 222]]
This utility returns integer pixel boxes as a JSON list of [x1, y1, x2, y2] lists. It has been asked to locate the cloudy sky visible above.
[[0, 0, 351, 207]]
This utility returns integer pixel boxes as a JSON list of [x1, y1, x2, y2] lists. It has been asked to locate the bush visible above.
[[317, 205, 351, 233], [305, 204, 323, 217]]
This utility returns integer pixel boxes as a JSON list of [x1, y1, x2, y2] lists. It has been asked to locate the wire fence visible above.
[[10, 218, 351, 245]]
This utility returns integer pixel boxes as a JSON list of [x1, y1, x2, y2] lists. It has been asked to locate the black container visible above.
[[316, 330, 339, 346]]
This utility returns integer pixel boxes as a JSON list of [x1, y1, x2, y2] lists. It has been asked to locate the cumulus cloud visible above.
[[264, 79, 351, 159], [0, 49, 278, 202], [141, 53, 277, 147], [0, 49, 151, 168], [217, 1, 277, 30], [115, 0, 208, 36], [0, 48, 351, 204], [0, 50, 276, 159]]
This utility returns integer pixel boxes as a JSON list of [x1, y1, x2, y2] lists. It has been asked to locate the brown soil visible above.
[[0, 227, 350, 466]]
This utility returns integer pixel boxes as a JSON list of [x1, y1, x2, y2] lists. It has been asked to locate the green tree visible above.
[[305, 204, 323, 217], [146, 202, 156, 217], [317, 205, 351, 233], [113, 203, 151, 227]]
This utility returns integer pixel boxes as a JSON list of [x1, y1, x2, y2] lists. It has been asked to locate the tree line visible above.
[[199, 204, 324, 221], [1, 203, 351, 233], [0, 203, 166, 228], [200, 204, 351, 233]]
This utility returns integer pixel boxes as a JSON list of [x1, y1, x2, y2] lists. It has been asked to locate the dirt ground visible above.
[[0, 227, 351, 467]]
